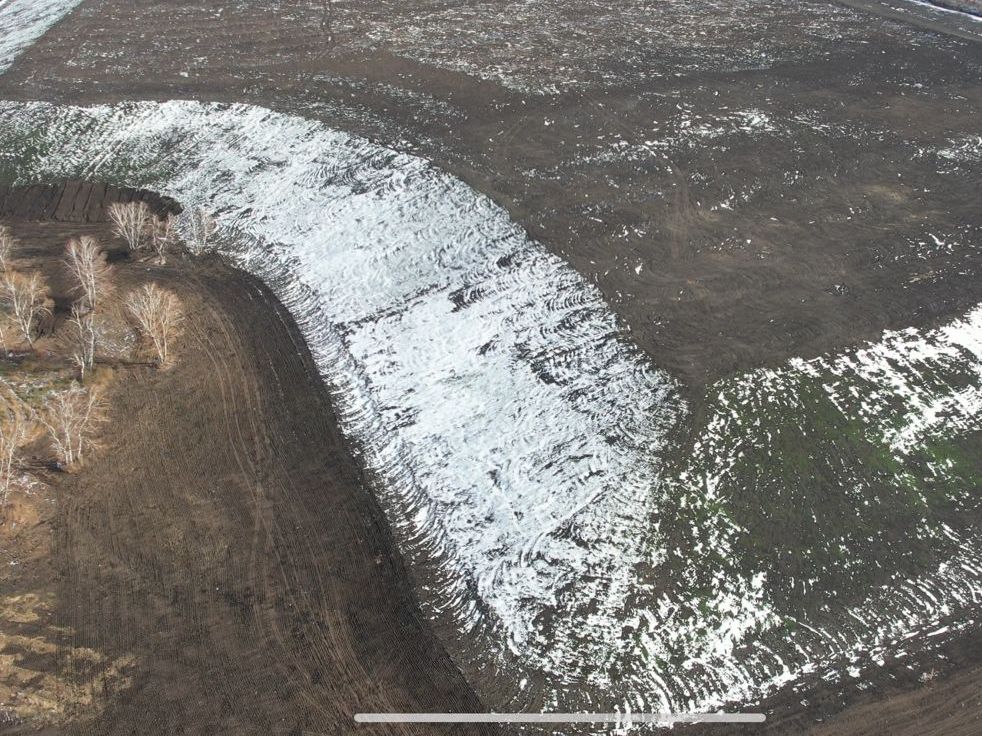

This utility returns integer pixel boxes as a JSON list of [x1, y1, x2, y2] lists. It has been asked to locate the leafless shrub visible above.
[[150, 214, 178, 264], [0, 224, 16, 274], [126, 283, 184, 367], [2, 271, 51, 347], [39, 383, 105, 470], [108, 201, 152, 253], [65, 236, 112, 311], [185, 208, 217, 256], [0, 399, 31, 517]]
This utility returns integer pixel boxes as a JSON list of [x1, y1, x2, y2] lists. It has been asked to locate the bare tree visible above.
[[2, 271, 51, 347], [66, 305, 98, 380], [186, 208, 217, 256], [126, 283, 184, 367], [39, 383, 105, 470], [64, 236, 112, 311], [0, 224, 16, 274], [108, 201, 152, 253], [0, 226, 19, 353], [0, 397, 31, 518], [150, 214, 177, 264]]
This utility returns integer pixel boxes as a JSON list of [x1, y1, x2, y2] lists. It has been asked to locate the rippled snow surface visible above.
[[0, 99, 682, 705], [0, 0, 81, 74], [2, 100, 982, 719], [645, 304, 982, 708]]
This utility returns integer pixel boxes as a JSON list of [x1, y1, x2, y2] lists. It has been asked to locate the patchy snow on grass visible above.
[[814, 304, 982, 455], [646, 298, 982, 709]]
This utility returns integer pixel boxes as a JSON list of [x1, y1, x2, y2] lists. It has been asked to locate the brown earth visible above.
[[0, 184, 497, 735]]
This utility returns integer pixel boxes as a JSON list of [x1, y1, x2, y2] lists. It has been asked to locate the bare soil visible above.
[[0, 185, 496, 735]]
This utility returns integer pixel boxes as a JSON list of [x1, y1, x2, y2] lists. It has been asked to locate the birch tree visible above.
[[2, 271, 51, 347], [150, 214, 177, 264], [64, 236, 112, 310], [0, 225, 16, 274], [66, 305, 98, 380], [108, 201, 152, 253], [40, 383, 104, 470], [126, 283, 184, 367], [0, 226, 19, 352], [186, 208, 217, 256], [0, 403, 30, 517]]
